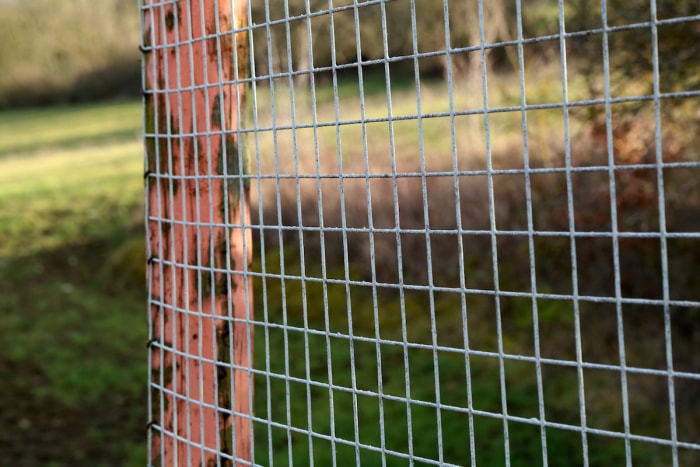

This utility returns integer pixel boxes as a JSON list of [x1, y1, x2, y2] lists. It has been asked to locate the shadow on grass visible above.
[[0, 128, 141, 160], [251, 240, 700, 466], [0, 230, 147, 466], [249, 115, 700, 465], [0, 55, 141, 111]]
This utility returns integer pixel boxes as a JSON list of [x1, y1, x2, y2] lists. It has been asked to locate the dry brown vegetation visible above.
[[249, 67, 699, 297], [246, 64, 700, 461]]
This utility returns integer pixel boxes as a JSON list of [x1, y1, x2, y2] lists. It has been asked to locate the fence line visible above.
[[142, 1, 700, 465]]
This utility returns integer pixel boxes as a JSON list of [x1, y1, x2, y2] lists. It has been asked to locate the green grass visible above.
[[0, 100, 143, 259], [1, 73, 697, 465], [248, 249, 636, 466], [0, 99, 147, 465], [0, 100, 142, 158]]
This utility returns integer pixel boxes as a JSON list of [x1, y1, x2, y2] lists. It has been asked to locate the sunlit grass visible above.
[[0, 138, 143, 257], [247, 62, 594, 184], [0, 98, 146, 464], [0, 104, 143, 258], [0, 99, 141, 157]]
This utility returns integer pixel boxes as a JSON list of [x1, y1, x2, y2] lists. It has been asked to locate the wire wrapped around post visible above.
[[142, 0, 253, 465]]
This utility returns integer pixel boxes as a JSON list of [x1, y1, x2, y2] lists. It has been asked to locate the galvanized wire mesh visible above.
[[143, 0, 700, 465]]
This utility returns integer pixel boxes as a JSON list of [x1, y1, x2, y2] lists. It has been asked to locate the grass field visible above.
[[0, 100, 146, 465], [248, 70, 700, 466], [0, 68, 698, 465]]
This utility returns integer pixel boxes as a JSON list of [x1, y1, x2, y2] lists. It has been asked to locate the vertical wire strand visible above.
[[512, 1, 549, 463], [178, 1, 204, 462], [148, 1, 168, 461], [301, 0, 334, 464], [340, 0, 361, 465], [555, 1, 589, 464], [262, 3, 282, 465], [408, 0, 444, 463], [376, 1, 415, 462], [155, 2, 182, 462], [262, 1, 294, 463], [648, 0, 678, 464], [280, 0, 316, 462], [181, 2, 210, 463], [211, 0, 238, 459], [237, 13, 257, 460], [140, 2, 155, 465], [378, 0, 417, 462], [441, 1, 477, 465], [324, 1, 343, 464], [170, 4, 194, 462], [194, 0, 224, 460], [211, 0, 249, 460], [350, 1, 388, 464], [475, 0, 510, 463], [600, 2, 633, 463], [237, 4, 257, 462], [247, 2, 276, 464]]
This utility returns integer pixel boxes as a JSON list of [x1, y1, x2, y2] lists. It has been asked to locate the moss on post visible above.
[[144, 1, 252, 465]]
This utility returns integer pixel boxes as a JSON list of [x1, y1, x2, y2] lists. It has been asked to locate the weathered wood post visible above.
[[142, 0, 252, 464]]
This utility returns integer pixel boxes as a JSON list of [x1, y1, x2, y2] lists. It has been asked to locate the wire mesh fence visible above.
[[141, 0, 700, 465]]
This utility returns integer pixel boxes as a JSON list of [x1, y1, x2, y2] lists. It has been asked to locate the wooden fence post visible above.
[[143, 0, 252, 464]]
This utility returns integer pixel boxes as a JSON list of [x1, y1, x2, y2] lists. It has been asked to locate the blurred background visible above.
[[0, 0, 698, 465], [0, 0, 146, 465]]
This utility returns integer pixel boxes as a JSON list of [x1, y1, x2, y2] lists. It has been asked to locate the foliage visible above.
[[250, 0, 562, 81], [2, 0, 696, 110], [568, 0, 700, 107], [0, 0, 580, 107], [0, 0, 140, 108]]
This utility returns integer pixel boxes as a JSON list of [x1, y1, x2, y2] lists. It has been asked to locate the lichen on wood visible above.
[[144, 1, 252, 465]]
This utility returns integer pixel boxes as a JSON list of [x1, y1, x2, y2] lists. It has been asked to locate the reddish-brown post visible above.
[[142, 0, 252, 465]]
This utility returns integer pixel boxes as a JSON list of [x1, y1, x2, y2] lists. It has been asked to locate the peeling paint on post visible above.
[[142, 1, 252, 465]]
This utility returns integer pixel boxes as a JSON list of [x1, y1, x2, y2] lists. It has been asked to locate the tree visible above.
[[570, 0, 699, 108]]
